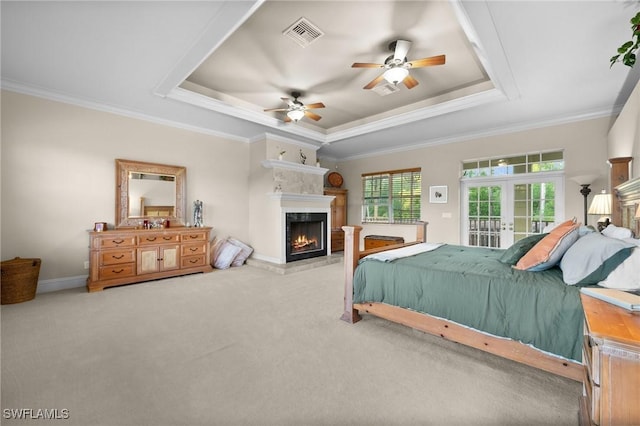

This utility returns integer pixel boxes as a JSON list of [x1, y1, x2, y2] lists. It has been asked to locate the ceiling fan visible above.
[[263, 91, 325, 122], [352, 40, 445, 90]]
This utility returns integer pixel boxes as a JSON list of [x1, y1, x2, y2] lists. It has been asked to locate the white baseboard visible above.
[[249, 253, 284, 264], [36, 275, 87, 294]]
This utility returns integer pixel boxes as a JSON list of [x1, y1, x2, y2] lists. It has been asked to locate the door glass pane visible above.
[[514, 182, 556, 237], [467, 185, 501, 248]]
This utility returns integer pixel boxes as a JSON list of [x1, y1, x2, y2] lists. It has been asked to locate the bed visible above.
[[341, 174, 640, 382]]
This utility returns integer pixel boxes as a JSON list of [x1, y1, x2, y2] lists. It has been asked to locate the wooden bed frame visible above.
[[341, 174, 640, 383]]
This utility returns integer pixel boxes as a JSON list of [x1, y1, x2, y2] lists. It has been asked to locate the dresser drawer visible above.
[[181, 231, 208, 242], [99, 263, 136, 280], [97, 236, 136, 249], [181, 255, 207, 268], [181, 243, 207, 257], [138, 234, 180, 245], [100, 249, 136, 266]]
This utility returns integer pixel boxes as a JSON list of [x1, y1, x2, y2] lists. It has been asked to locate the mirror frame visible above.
[[115, 159, 186, 228]]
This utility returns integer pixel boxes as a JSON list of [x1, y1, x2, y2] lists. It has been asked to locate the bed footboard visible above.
[[341, 222, 427, 323]]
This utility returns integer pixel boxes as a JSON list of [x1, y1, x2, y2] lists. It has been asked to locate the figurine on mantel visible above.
[[193, 200, 204, 227], [300, 149, 306, 165]]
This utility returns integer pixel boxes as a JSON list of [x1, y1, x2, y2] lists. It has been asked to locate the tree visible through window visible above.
[[362, 168, 421, 224]]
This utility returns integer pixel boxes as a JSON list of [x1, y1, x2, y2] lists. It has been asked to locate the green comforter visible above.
[[353, 244, 584, 361]]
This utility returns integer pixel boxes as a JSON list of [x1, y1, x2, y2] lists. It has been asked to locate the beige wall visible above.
[[608, 80, 640, 178], [339, 117, 613, 246], [1, 89, 620, 284], [1, 91, 250, 282]]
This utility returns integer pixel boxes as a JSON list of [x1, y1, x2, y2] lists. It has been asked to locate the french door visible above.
[[461, 173, 564, 248]]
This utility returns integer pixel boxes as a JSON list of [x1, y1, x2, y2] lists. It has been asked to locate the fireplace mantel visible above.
[[261, 159, 329, 175], [267, 192, 335, 204]]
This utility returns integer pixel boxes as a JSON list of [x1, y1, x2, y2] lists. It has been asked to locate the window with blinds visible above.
[[362, 168, 421, 224]]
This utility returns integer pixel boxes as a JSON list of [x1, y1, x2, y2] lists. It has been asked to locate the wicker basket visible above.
[[1, 257, 41, 304]]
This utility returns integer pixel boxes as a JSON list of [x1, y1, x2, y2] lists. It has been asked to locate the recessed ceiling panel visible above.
[[182, 0, 490, 133]]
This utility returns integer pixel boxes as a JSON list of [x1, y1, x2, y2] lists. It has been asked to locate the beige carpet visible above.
[[1, 262, 581, 425]]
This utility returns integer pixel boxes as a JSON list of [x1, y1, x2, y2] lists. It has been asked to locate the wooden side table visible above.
[[579, 293, 640, 426]]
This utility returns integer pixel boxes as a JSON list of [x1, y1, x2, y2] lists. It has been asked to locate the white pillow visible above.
[[598, 247, 640, 290], [213, 240, 242, 270], [601, 224, 634, 240], [560, 233, 634, 285], [228, 238, 253, 267]]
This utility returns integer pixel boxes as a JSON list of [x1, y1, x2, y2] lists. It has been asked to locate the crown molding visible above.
[[1, 79, 250, 143]]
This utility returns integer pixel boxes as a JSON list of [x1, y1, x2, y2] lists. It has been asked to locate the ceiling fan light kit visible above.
[[263, 90, 325, 123], [352, 39, 445, 90], [383, 66, 409, 85], [286, 109, 305, 122]]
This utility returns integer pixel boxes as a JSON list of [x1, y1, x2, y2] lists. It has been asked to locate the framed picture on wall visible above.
[[429, 186, 448, 203]]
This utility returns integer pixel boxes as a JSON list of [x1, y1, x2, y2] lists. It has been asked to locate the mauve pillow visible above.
[[499, 233, 548, 266], [515, 219, 579, 271]]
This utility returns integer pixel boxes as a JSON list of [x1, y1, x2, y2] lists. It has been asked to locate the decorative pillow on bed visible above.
[[499, 233, 548, 265], [228, 238, 253, 267], [559, 233, 635, 285], [601, 224, 634, 240], [213, 239, 242, 270], [597, 240, 640, 290], [514, 218, 580, 271]]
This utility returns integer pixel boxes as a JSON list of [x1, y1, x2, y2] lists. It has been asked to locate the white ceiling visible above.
[[1, 1, 638, 160]]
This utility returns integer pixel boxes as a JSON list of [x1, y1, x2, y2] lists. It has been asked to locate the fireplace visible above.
[[285, 212, 327, 262]]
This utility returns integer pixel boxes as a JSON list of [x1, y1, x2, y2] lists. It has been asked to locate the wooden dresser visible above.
[[579, 294, 640, 425], [87, 227, 213, 292], [324, 188, 347, 252]]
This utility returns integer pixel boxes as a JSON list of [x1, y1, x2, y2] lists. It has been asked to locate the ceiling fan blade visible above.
[[407, 54, 446, 68], [393, 40, 412, 61], [352, 62, 384, 68], [363, 74, 385, 90], [264, 108, 289, 112], [304, 111, 322, 121], [403, 74, 419, 89], [284, 115, 292, 123], [304, 102, 325, 109]]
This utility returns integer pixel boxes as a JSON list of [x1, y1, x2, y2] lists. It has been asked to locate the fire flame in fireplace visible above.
[[292, 234, 318, 250]]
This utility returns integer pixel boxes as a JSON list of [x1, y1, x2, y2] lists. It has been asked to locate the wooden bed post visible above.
[[416, 221, 428, 243], [341, 225, 362, 323]]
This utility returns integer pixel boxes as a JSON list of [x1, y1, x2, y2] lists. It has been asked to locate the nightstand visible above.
[[579, 293, 640, 426]]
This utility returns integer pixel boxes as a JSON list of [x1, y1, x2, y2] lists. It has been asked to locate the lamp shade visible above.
[[588, 191, 612, 215], [383, 67, 409, 85], [287, 109, 305, 122]]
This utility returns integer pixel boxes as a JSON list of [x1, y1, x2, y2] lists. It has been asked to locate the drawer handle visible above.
[[189, 235, 198, 239], [189, 247, 198, 252], [146, 237, 157, 242], [112, 254, 125, 260], [189, 259, 199, 264], [112, 239, 125, 245], [112, 269, 125, 274], [163, 236, 173, 241]]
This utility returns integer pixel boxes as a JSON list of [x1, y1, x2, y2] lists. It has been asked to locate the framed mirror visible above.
[[115, 159, 186, 228]]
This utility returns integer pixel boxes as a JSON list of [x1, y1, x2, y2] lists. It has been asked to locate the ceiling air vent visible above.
[[372, 83, 400, 96], [283, 17, 324, 48]]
